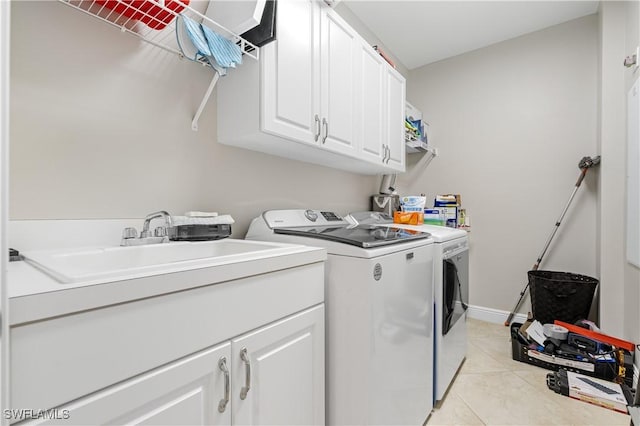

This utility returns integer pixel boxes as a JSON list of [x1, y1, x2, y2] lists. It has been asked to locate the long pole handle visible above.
[[504, 167, 590, 326], [533, 168, 587, 269]]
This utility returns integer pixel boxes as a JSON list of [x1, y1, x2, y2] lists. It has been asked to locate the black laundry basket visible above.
[[528, 270, 598, 325]]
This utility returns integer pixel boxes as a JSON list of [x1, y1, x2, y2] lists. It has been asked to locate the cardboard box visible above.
[[424, 209, 445, 225], [434, 194, 461, 206], [439, 206, 458, 226], [566, 371, 628, 413]]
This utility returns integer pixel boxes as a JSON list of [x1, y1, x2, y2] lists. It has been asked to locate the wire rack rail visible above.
[[58, 0, 260, 130]]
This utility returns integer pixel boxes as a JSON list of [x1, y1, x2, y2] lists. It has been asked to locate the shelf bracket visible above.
[[192, 71, 220, 131]]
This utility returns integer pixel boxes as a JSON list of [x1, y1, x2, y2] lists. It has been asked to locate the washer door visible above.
[[442, 249, 468, 335]]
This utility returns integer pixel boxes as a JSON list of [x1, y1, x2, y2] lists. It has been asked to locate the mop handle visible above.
[[505, 158, 598, 327], [532, 168, 588, 270]]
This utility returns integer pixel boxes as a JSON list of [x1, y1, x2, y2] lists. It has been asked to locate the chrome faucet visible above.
[[141, 211, 173, 238], [120, 211, 173, 246]]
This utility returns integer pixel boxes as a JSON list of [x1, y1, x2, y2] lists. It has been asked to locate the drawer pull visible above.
[[240, 348, 251, 400], [218, 357, 230, 413]]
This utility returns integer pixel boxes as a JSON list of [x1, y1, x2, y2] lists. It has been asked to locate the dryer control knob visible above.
[[304, 209, 318, 222]]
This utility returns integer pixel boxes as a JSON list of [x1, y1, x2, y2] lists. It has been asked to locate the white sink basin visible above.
[[22, 239, 303, 284]]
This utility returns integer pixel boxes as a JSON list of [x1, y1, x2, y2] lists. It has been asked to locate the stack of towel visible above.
[[177, 14, 243, 76], [171, 211, 235, 226]]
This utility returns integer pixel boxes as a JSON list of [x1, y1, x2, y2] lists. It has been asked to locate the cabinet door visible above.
[[25, 343, 232, 426], [261, 0, 320, 145], [356, 42, 386, 164], [231, 305, 325, 426], [319, 7, 358, 157], [385, 67, 406, 171]]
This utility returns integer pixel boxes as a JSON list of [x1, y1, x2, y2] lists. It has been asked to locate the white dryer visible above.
[[246, 209, 435, 425], [348, 212, 469, 403]]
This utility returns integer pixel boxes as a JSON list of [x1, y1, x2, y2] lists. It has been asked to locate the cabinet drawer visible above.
[[11, 263, 324, 412], [17, 343, 232, 425]]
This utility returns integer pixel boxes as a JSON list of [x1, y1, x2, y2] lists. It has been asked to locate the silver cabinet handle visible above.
[[385, 145, 391, 164], [314, 115, 320, 142], [382, 144, 387, 163], [239, 348, 251, 400], [218, 357, 230, 413], [322, 118, 328, 144]]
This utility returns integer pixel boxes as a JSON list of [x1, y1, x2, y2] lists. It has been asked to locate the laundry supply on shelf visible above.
[[424, 208, 445, 225], [96, 0, 189, 30], [393, 211, 423, 225], [435, 194, 461, 227], [400, 195, 426, 212]]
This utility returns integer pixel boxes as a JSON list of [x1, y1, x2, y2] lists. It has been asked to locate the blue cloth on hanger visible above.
[[201, 24, 243, 70], [178, 14, 227, 76]]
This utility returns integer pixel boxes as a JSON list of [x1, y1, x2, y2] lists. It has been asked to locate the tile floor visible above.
[[426, 319, 632, 425]]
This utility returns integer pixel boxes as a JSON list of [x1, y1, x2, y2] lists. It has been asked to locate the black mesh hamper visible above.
[[528, 270, 598, 325]]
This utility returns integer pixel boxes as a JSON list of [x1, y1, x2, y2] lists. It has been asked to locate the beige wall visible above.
[[9, 2, 636, 336], [623, 0, 640, 361], [623, 0, 640, 349], [334, 2, 409, 77], [9, 1, 377, 237], [598, 2, 628, 337], [598, 1, 640, 347], [405, 16, 599, 315]]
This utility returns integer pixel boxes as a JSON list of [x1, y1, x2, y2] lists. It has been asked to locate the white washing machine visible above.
[[246, 209, 435, 425], [348, 212, 469, 404]]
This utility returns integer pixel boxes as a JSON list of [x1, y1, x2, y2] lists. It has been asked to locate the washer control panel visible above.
[[320, 211, 343, 221], [263, 209, 347, 228]]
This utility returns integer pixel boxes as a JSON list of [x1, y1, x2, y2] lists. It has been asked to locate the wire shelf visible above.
[[59, 0, 259, 62], [58, 0, 260, 130]]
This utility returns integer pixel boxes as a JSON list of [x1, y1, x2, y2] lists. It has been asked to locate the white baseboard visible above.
[[467, 304, 528, 325]]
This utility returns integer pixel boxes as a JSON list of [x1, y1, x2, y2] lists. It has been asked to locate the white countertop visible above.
[[8, 242, 326, 326]]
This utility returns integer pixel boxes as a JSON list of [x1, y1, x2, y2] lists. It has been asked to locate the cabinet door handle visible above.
[[218, 357, 230, 413], [382, 144, 387, 163], [386, 146, 391, 164], [322, 118, 328, 144], [240, 348, 251, 400], [314, 115, 320, 142]]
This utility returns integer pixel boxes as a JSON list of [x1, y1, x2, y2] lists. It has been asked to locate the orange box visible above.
[[394, 211, 424, 225]]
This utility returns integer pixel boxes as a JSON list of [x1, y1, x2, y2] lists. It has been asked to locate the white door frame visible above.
[[1, 0, 11, 423]]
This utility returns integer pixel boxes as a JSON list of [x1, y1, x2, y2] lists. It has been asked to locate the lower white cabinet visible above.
[[20, 305, 324, 426], [231, 305, 325, 425], [11, 260, 326, 426], [23, 343, 233, 425]]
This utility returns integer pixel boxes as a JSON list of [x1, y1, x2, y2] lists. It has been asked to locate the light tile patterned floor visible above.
[[426, 319, 631, 426]]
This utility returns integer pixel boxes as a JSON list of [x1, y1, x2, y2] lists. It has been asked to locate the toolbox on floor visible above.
[[510, 322, 634, 387]]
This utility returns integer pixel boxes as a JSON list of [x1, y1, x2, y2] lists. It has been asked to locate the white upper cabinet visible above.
[[385, 67, 406, 171], [261, 0, 320, 145], [354, 40, 406, 171], [217, 0, 405, 174], [319, 9, 358, 157], [356, 41, 387, 165]]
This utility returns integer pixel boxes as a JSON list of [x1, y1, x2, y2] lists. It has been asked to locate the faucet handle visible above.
[[154, 226, 167, 237], [122, 227, 138, 239]]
